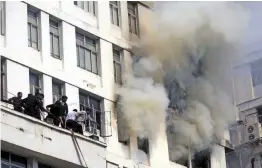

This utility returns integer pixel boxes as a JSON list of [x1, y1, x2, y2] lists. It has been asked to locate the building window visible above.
[[127, 2, 138, 35], [28, 8, 39, 50], [251, 58, 262, 87], [74, 1, 96, 15], [0, 1, 5, 35], [137, 137, 149, 154], [79, 93, 101, 134], [109, 1, 121, 26], [50, 18, 61, 59], [29, 72, 42, 95], [52, 81, 64, 103], [38, 162, 52, 168], [76, 32, 98, 74], [1, 58, 6, 100], [1, 151, 27, 168], [113, 48, 122, 84]]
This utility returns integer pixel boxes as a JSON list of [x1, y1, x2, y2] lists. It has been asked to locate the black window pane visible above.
[[1, 151, 9, 161], [11, 154, 27, 167]]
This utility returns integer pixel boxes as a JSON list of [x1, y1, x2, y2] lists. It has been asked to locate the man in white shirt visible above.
[[66, 109, 86, 134]]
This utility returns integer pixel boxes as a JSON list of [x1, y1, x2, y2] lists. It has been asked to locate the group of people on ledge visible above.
[[5, 92, 95, 135]]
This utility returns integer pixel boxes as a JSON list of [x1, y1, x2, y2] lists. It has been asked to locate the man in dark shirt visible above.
[[8, 92, 23, 112], [46, 96, 68, 127], [22, 93, 48, 120], [46, 102, 62, 126], [55, 95, 68, 128]]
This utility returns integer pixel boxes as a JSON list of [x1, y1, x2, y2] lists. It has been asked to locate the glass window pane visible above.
[[91, 53, 97, 73], [31, 26, 38, 43], [30, 73, 39, 86], [89, 97, 100, 110], [85, 49, 92, 71], [79, 47, 85, 68], [76, 33, 84, 46], [52, 83, 61, 95], [50, 34, 53, 54], [28, 24, 31, 43], [79, 1, 84, 9], [113, 50, 120, 62], [11, 154, 27, 167], [110, 1, 118, 5], [50, 20, 58, 29], [110, 5, 114, 24], [113, 8, 119, 25], [53, 35, 60, 57], [76, 46, 80, 66]]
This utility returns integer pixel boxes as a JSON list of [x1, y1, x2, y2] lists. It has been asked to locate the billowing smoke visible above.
[[117, 1, 248, 161]]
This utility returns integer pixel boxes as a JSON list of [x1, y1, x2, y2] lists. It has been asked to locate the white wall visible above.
[[6, 60, 29, 99]]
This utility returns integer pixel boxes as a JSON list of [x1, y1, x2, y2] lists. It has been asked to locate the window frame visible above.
[[52, 81, 64, 103], [76, 32, 99, 74], [0, 1, 5, 35], [113, 48, 122, 85], [29, 71, 42, 95], [1, 150, 27, 168], [109, 1, 121, 27], [74, 1, 97, 16], [27, 8, 40, 50], [127, 2, 139, 35], [79, 92, 102, 134], [49, 18, 61, 59]]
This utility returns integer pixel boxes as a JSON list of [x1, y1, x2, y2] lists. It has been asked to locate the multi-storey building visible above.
[[0, 1, 229, 168], [227, 40, 262, 168]]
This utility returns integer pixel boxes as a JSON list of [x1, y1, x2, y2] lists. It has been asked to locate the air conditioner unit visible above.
[[244, 113, 261, 142]]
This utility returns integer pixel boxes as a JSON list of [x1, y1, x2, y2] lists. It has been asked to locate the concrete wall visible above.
[[1, 106, 106, 168]]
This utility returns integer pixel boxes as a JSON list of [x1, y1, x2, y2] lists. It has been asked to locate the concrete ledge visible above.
[[237, 97, 262, 112], [0, 102, 106, 147]]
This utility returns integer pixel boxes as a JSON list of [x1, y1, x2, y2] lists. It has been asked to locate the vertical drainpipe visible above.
[[188, 147, 192, 168]]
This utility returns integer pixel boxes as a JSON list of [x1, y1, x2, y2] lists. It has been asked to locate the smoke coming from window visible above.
[[117, 2, 249, 161]]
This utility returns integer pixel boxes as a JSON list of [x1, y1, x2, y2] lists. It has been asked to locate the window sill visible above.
[[77, 66, 99, 76], [28, 46, 41, 52], [51, 55, 62, 60]]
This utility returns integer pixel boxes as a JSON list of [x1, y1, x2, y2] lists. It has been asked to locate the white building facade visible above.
[[0, 1, 228, 168]]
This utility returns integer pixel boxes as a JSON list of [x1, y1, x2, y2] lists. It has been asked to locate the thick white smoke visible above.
[[117, 1, 248, 162]]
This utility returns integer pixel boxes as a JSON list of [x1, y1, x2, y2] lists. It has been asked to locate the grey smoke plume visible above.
[[117, 1, 248, 161]]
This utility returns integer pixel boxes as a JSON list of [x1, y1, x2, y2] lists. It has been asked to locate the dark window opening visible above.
[[192, 149, 211, 168], [1, 150, 27, 168], [257, 107, 262, 124], [137, 137, 149, 154]]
